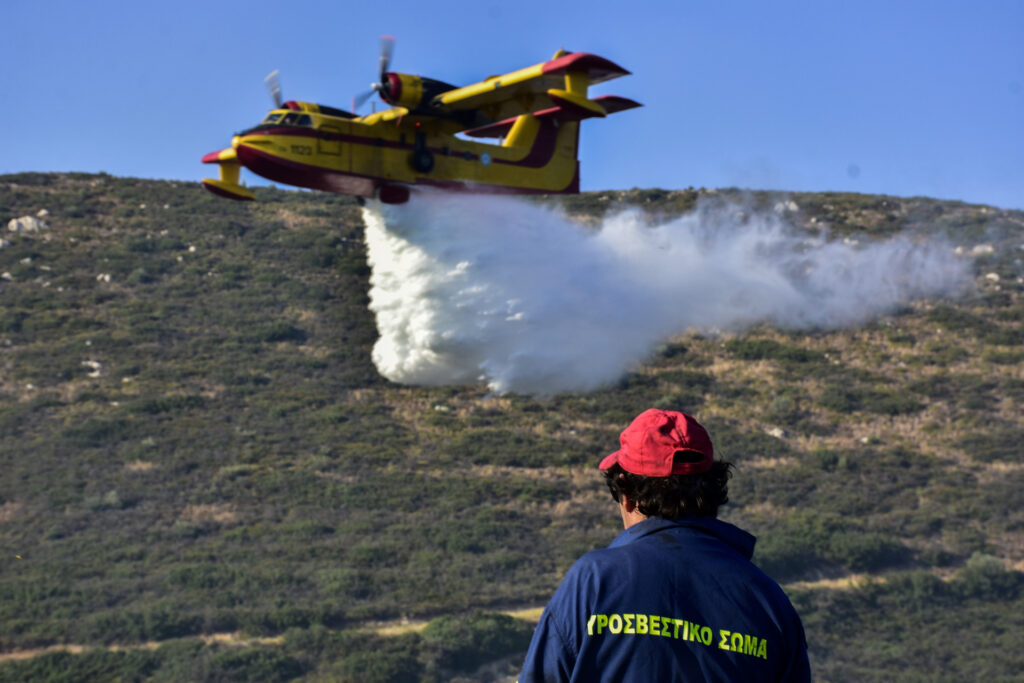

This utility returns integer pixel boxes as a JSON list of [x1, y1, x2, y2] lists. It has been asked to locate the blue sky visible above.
[[3, 0, 1022, 209]]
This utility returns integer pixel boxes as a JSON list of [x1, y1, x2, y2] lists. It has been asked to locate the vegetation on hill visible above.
[[1, 173, 1022, 681]]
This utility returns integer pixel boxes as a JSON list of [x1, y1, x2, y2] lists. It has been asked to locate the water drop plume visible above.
[[361, 192, 970, 395]]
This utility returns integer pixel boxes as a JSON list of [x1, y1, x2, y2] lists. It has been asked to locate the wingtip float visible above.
[[200, 43, 640, 205]]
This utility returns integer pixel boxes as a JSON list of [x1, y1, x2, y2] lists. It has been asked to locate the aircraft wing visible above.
[[433, 51, 632, 123]]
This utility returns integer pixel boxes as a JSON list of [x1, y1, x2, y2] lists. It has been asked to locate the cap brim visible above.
[[598, 451, 620, 471]]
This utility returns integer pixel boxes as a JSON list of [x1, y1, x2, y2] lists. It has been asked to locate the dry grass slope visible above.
[[1, 173, 1022, 681]]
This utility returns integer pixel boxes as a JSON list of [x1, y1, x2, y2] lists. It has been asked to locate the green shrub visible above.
[[61, 417, 135, 448], [858, 390, 923, 416], [84, 490, 131, 511], [982, 326, 1024, 346], [957, 553, 1024, 600], [706, 419, 792, 460], [926, 306, 985, 332], [420, 611, 533, 673], [0, 650, 160, 683], [827, 533, 910, 573], [259, 322, 308, 343], [199, 647, 305, 683], [723, 338, 825, 364], [957, 428, 1022, 462], [983, 349, 1024, 365], [129, 394, 206, 415], [444, 429, 582, 468], [333, 633, 421, 683], [807, 449, 854, 472], [818, 385, 859, 413], [753, 533, 821, 580]]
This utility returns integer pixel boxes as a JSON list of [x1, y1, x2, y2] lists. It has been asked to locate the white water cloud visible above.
[[361, 192, 971, 395]]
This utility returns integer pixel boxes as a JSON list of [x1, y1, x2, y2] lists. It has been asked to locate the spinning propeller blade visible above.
[[264, 70, 283, 108], [378, 35, 395, 81], [352, 35, 396, 112], [353, 88, 377, 111]]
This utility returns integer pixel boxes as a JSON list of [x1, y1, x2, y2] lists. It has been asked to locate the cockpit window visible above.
[[260, 111, 312, 128]]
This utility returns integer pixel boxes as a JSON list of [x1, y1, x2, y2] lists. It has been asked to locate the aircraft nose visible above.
[[231, 135, 241, 149]]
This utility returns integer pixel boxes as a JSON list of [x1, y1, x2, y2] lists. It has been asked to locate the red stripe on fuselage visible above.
[[246, 121, 562, 169], [236, 141, 577, 199], [235, 144, 376, 197]]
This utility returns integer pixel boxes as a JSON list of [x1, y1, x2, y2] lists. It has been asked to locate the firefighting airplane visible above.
[[201, 38, 640, 204]]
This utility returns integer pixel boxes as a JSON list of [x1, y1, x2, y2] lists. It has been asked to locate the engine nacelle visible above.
[[381, 73, 457, 111]]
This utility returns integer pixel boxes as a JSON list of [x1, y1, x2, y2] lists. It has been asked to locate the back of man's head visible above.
[[600, 409, 733, 519]]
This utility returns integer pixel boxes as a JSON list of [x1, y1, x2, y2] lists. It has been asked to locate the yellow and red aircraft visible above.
[[201, 39, 640, 204]]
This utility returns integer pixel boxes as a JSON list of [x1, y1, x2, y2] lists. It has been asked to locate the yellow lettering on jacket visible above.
[[584, 614, 769, 661]]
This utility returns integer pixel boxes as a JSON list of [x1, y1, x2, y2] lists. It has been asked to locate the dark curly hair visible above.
[[602, 459, 734, 519]]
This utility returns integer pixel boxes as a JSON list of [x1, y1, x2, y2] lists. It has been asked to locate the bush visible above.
[[259, 322, 308, 343], [444, 429, 582, 468], [129, 394, 206, 415], [723, 338, 825, 364], [818, 385, 859, 413], [983, 349, 1024, 365], [753, 511, 910, 579], [753, 534, 821, 580], [858, 390, 923, 416], [0, 650, 160, 683], [706, 419, 792, 461], [807, 449, 854, 472], [957, 553, 1024, 600], [827, 533, 910, 573], [205, 647, 304, 682], [420, 611, 533, 673], [61, 417, 135, 448], [333, 633, 421, 683], [653, 369, 715, 411], [84, 490, 130, 511], [926, 306, 985, 332], [957, 428, 1022, 463]]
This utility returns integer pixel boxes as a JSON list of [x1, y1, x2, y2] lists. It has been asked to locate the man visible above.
[[518, 409, 811, 681]]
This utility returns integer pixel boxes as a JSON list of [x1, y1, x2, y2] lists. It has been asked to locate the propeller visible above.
[[353, 35, 396, 112], [378, 35, 395, 82], [265, 70, 283, 108]]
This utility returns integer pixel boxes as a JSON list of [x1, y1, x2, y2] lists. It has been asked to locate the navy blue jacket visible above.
[[518, 517, 811, 682]]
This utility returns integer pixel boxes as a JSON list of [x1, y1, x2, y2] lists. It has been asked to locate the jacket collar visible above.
[[607, 516, 756, 560]]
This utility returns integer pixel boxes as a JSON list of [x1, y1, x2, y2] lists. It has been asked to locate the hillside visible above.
[[1, 172, 1023, 682]]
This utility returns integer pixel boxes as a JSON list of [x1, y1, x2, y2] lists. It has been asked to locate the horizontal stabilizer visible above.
[[591, 95, 642, 115], [541, 52, 631, 85], [462, 118, 517, 139], [462, 94, 642, 139]]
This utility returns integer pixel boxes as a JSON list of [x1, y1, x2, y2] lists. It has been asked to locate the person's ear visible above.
[[621, 495, 636, 514]]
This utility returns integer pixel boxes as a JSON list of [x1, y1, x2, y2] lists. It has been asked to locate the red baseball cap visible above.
[[599, 409, 714, 476]]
